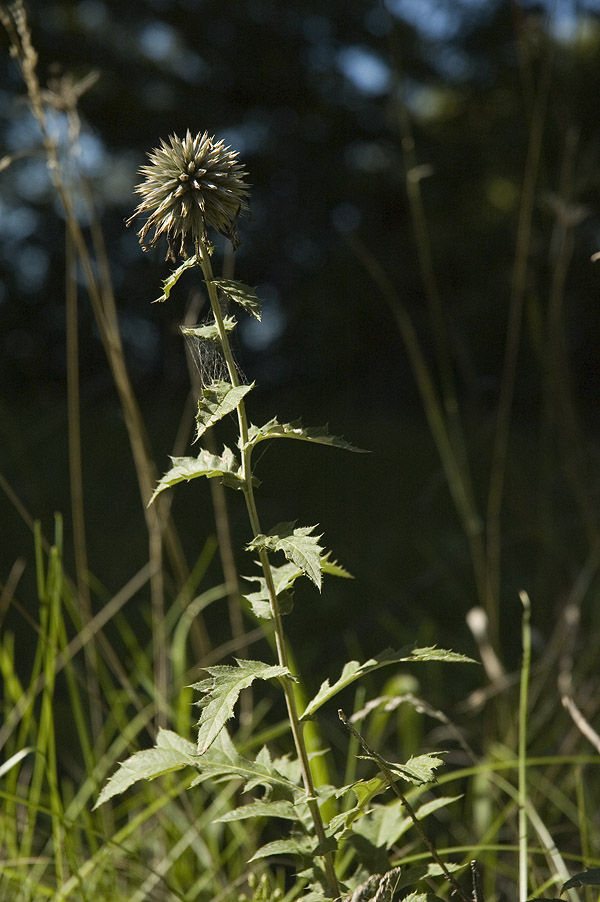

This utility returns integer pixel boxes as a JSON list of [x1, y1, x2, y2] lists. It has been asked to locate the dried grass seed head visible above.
[[128, 130, 249, 260]]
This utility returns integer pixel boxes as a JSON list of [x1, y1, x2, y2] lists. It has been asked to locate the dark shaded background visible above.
[[2, 0, 600, 688]]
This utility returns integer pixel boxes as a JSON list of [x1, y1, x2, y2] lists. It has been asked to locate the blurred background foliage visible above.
[[1, 0, 600, 686]]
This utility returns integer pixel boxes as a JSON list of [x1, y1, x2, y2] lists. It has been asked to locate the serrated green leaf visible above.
[[94, 728, 198, 808], [321, 552, 354, 579], [336, 774, 388, 808], [215, 799, 298, 823], [401, 645, 476, 664], [300, 645, 475, 719], [247, 523, 324, 590], [154, 255, 198, 303], [562, 870, 600, 892], [243, 557, 349, 619], [188, 739, 299, 795], [271, 753, 302, 788], [181, 316, 237, 343], [191, 659, 291, 754], [149, 446, 244, 504], [295, 893, 328, 902], [242, 562, 300, 619], [384, 752, 446, 785], [155, 727, 197, 757], [243, 586, 294, 619], [245, 418, 368, 453], [195, 380, 254, 440], [248, 836, 317, 863], [210, 278, 261, 320], [402, 893, 429, 902]]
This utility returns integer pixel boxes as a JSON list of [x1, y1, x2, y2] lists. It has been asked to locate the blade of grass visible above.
[[519, 591, 532, 902]]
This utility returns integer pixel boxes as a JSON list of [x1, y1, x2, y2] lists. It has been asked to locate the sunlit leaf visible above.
[[242, 561, 301, 619], [243, 585, 294, 619], [245, 418, 367, 453], [248, 836, 318, 862], [215, 799, 298, 823], [247, 522, 324, 590], [155, 255, 198, 303], [191, 659, 291, 754], [189, 736, 300, 795], [195, 380, 254, 440], [181, 316, 237, 343], [336, 774, 388, 808], [384, 752, 446, 785], [321, 552, 353, 579], [149, 446, 244, 504], [210, 278, 261, 320], [300, 646, 475, 719], [94, 728, 198, 808]]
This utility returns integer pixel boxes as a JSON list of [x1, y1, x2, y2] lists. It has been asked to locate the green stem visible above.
[[518, 590, 531, 902], [196, 243, 340, 899]]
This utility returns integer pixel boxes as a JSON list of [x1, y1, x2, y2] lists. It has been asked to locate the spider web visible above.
[[182, 321, 245, 395]]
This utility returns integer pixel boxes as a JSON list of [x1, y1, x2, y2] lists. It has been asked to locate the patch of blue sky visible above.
[[138, 20, 208, 82], [240, 284, 285, 352], [0, 202, 38, 241], [385, 0, 596, 43], [14, 158, 51, 203], [385, 0, 464, 40], [139, 20, 177, 62], [336, 46, 392, 96], [75, 132, 106, 178], [5, 111, 43, 152]]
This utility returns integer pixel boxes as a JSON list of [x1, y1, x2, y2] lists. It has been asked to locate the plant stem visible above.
[[518, 591, 531, 902], [197, 243, 340, 899], [338, 709, 471, 902]]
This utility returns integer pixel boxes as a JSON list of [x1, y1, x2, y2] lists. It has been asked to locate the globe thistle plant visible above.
[[99, 129, 473, 902], [127, 130, 249, 260]]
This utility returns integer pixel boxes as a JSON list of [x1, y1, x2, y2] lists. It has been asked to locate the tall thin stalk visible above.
[[197, 243, 340, 899], [518, 590, 531, 902]]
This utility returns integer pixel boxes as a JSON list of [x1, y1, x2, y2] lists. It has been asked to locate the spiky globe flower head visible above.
[[127, 130, 249, 260]]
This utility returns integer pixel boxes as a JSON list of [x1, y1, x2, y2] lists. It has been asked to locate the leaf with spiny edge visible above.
[[300, 646, 475, 719], [195, 380, 254, 441], [321, 552, 353, 579], [243, 579, 295, 620], [209, 278, 261, 320], [94, 728, 198, 807], [373, 751, 446, 785], [248, 836, 321, 863], [244, 418, 367, 453], [247, 522, 324, 590], [181, 316, 237, 343], [154, 255, 199, 302], [149, 446, 244, 505], [215, 799, 299, 823], [243, 554, 352, 620], [188, 732, 300, 795], [191, 659, 292, 755]]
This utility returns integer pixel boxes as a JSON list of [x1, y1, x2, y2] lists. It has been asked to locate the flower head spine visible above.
[[127, 130, 249, 261]]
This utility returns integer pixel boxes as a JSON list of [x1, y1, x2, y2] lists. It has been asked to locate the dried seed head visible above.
[[127, 130, 249, 260]]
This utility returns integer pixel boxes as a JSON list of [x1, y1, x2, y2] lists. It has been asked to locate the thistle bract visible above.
[[128, 130, 249, 260]]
